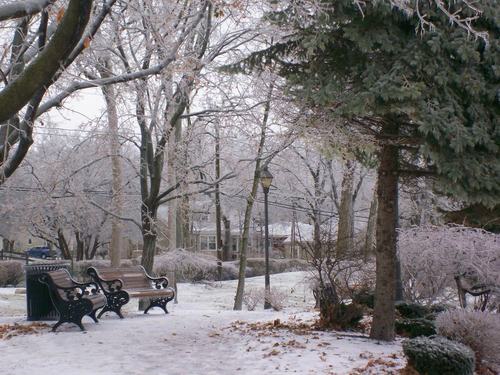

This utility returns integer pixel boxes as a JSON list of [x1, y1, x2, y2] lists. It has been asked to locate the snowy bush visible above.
[[246, 258, 309, 275], [436, 309, 500, 366], [395, 318, 436, 338], [242, 288, 289, 311], [395, 302, 431, 319], [402, 336, 475, 375], [0, 261, 24, 286], [243, 288, 263, 311], [0, 264, 8, 287], [352, 289, 374, 308], [266, 288, 289, 311], [335, 261, 376, 302], [398, 225, 500, 305], [155, 249, 220, 281], [154, 249, 240, 282], [154, 250, 309, 282]]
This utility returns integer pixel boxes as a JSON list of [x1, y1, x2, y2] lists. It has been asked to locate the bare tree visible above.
[[0, 0, 115, 183]]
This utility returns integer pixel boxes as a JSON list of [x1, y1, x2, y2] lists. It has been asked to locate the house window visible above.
[[200, 235, 217, 250]]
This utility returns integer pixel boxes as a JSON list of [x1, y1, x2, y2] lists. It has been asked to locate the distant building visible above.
[[268, 222, 314, 259], [194, 225, 241, 258], [191, 221, 318, 260]]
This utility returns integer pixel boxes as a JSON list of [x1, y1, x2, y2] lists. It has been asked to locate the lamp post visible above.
[[260, 166, 273, 310]]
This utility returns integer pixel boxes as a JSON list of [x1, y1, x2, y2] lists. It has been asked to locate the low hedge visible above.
[[403, 336, 475, 375], [0, 260, 24, 286], [396, 301, 430, 319], [396, 318, 436, 338]]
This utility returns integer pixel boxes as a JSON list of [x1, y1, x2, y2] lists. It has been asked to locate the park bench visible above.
[[39, 269, 106, 331], [87, 265, 175, 319]]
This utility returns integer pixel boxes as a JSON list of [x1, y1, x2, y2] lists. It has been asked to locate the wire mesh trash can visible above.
[[25, 262, 71, 321]]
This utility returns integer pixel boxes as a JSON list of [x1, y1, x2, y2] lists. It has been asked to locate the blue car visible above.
[[26, 246, 52, 259]]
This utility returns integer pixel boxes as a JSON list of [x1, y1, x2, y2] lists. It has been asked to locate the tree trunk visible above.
[[222, 216, 231, 261], [75, 231, 84, 261], [233, 83, 273, 310], [99, 58, 123, 268], [181, 194, 191, 249], [139, 230, 157, 311], [167, 200, 176, 250], [370, 122, 399, 341], [233, 179, 260, 310], [175, 202, 183, 249], [88, 235, 100, 259], [215, 123, 223, 264], [140, 205, 158, 274], [336, 159, 355, 257], [57, 229, 71, 260], [364, 183, 378, 260]]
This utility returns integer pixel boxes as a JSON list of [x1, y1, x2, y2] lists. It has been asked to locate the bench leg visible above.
[[144, 296, 174, 314], [52, 317, 86, 332], [52, 320, 63, 332], [75, 320, 86, 331], [99, 291, 129, 319], [88, 309, 99, 323], [52, 304, 90, 332]]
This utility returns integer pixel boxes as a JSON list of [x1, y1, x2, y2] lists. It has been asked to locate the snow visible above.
[[0, 272, 404, 374]]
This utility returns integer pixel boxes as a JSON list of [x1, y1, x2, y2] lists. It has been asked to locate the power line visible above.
[[0, 185, 369, 220]]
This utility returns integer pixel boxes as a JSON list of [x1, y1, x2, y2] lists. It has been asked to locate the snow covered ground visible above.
[[0, 272, 404, 375]]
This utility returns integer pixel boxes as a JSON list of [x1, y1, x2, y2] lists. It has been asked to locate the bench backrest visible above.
[[94, 266, 151, 289], [46, 269, 75, 288], [43, 269, 76, 300]]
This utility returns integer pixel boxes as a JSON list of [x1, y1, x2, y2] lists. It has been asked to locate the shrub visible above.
[[319, 302, 365, 330], [0, 261, 24, 286], [402, 336, 475, 375], [243, 288, 263, 311], [424, 304, 451, 320], [0, 264, 8, 287], [242, 288, 290, 311], [436, 309, 500, 366], [352, 289, 375, 309], [246, 258, 309, 275], [396, 318, 436, 338], [154, 250, 239, 282], [153, 250, 310, 282], [398, 225, 500, 305], [266, 288, 289, 311], [396, 302, 430, 319], [429, 304, 449, 314]]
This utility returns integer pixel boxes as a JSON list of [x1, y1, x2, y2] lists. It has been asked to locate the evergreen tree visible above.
[[228, 0, 499, 340]]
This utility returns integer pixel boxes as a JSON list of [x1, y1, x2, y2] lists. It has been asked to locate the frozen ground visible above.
[[0, 272, 404, 375]]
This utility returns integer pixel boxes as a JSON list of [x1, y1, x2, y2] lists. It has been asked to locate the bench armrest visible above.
[[59, 282, 101, 301], [148, 275, 169, 289], [141, 266, 170, 289], [87, 267, 123, 293], [40, 275, 100, 301]]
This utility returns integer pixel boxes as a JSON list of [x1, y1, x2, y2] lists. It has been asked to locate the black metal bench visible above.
[[87, 265, 175, 319], [39, 269, 106, 331]]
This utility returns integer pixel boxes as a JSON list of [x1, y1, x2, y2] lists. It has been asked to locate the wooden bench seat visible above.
[[87, 265, 175, 319], [40, 269, 106, 331]]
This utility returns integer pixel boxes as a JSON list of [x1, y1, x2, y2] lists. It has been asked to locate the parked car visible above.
[[25, 246, 56, 259]]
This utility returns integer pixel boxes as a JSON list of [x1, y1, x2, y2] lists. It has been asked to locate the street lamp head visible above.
[[260, 166, 273, 190]]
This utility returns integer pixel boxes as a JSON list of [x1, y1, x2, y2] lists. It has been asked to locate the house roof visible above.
[[268, 219, 365, 243], [268, 222, 314, 242], [194, 225, 241, 236]]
